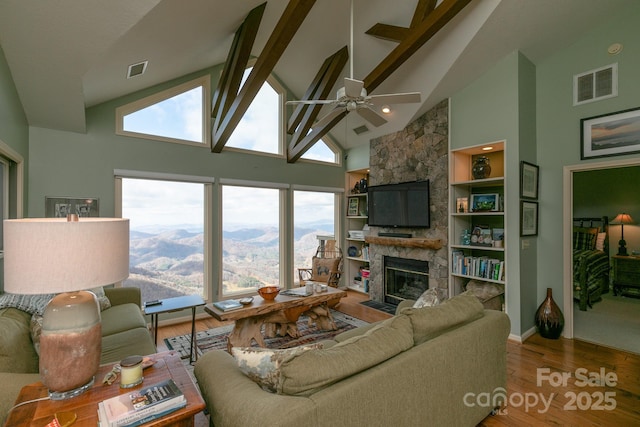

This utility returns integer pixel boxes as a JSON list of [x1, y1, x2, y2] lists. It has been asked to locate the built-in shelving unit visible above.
[[345, 169, 369, 294], [448, 141, 507, 304]]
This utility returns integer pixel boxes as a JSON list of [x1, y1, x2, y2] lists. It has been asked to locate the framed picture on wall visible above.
[[581, 106, 640, 159], [520, 161, 539, 199], [45, 197, 100, 218], [520, 201, 538, 236]]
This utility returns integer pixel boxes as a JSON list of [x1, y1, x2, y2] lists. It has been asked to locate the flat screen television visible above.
[[367, 180, 430, 228]]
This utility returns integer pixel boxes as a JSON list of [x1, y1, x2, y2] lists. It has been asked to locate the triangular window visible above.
[[116, 76, 209, 145]]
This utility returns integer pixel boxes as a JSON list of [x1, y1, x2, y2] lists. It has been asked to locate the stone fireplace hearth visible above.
[[365, 99, 449, 304]]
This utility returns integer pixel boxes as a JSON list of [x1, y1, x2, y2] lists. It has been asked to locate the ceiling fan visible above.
[[287, 0, 421, 129]]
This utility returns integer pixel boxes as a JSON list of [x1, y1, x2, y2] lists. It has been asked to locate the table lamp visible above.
[[610, 213, 634, 256], [3, 216, 129, 399]]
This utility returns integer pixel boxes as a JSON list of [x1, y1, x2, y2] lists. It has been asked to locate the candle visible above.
[[120, 355, 143, 388]]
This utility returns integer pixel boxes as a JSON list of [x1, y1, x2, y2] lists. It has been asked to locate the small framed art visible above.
[[347, 197, 360, 216], [520, 161, 539, 200], [520, 201, 538, 236], [45, 197, 100, 218]]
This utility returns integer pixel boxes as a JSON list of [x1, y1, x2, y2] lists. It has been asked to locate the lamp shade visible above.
[[3, 218, 129, 294], [610, 213, 635, 225]]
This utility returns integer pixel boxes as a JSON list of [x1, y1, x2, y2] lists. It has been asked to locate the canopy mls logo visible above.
[[463, 367, 618, 415]]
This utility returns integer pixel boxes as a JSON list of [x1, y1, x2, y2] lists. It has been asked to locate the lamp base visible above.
[[49, 376, 95, 400], [618, 239, 629, 256]]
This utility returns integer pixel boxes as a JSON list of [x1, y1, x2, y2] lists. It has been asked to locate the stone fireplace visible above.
[[384, 256, 429, 305], [366, 99, 449, 304]]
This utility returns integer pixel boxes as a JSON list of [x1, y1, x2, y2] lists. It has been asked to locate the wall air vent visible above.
[[127, 61, 148, 79], [573, 63, 617, 106], [353, 125, 369, 135]]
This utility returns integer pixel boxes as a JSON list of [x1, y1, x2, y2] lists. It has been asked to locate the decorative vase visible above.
[[359, 178, 368, 193], [535, 288, 565, 339], [472, 156, 491, 179]]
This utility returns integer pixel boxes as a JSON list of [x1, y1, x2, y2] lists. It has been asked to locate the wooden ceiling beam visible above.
[[287, 110, 347, 163], [211, 0, 316, 153], [363, 0, 471, 93], [211, 3, 265, 137], [365, 0, 438, 43], [287, 46, 348, 135], [410, 0, 438, 29]]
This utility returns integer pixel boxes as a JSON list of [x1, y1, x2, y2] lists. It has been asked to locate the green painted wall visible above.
[[536, 1, 640, 310], [0, 45, 29, 213]]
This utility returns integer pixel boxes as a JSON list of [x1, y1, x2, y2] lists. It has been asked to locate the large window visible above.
[[221, 184, 281, 295], [120, 177, 207, 303], [293, 190, 336, 284]]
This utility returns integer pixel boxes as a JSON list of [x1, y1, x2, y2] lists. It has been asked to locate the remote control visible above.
[[145, 300, 162, 306]]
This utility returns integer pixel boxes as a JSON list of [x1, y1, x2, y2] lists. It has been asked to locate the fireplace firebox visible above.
[[384, 256, 429, 305]]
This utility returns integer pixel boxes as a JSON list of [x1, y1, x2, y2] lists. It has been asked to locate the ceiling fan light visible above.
[[381, 105, 391, 114]]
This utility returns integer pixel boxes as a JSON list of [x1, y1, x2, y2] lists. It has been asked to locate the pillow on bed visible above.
[[594, 232, 606, 251], [573, 227, 598, 250]]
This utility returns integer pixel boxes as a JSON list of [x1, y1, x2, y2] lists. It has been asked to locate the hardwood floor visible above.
[[156, 291, 640, 426]]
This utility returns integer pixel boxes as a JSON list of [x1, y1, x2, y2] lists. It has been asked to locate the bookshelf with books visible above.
[[448, 141, 507, 308], [345, 169, 370, 293]]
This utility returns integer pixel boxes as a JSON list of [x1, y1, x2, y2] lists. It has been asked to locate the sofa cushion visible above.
[[89, 286, 112, 311], [277, 314, 413, 396], [101, 327, 157, 364], [412, 287, 442, 308], [100, 303, 146, 337], [0, 308, 39, 373], [400, 293, 484, 345], [231, 344, 323, 392]]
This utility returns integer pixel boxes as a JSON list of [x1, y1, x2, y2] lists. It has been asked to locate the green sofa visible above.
[[0, 287, 157, 424], [194, 293, 511, 427]]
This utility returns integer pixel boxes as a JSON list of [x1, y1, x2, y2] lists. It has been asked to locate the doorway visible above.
[[563, 158, 640, 354]]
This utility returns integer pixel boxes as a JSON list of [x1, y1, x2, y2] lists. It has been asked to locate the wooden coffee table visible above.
[[6, 351, 205, 427], [205, 287, 347, 351]]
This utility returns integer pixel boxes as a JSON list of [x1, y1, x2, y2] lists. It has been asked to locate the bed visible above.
[[573, 217, 611, 311]]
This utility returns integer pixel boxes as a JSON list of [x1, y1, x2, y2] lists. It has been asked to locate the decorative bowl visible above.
[[257, 286, 280, 301]]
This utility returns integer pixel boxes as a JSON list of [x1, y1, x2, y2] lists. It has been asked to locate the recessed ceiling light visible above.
[[127, 61, 148, 79], [381, 105, 391, 114], [482, 146, 493, 151]]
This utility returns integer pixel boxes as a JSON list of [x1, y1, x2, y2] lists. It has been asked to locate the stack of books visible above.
[[98, 379, 186, 427]]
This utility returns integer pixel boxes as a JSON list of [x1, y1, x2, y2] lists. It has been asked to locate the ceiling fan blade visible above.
[[357, 106, 387, 127], [368, 92, 421, 105], [286, 99, 335, 105], [314, 107, 346, 129], [344, 78, 365, 98]]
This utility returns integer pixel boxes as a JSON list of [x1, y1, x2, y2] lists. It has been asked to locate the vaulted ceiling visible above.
[[0, 0, 634, 152]]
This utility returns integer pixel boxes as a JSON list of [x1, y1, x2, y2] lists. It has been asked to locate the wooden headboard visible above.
[[573, 216, 609, 253]]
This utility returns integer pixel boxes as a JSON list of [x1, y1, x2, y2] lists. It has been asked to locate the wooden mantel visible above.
[[365, 236, 443, 249]]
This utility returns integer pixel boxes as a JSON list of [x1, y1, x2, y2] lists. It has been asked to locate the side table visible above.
[[144, 295, 205, 364], [5, 351, 205, 427], [612, 255, 640, 297]]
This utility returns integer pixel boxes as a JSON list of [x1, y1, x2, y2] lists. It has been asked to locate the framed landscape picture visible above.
[[45, 197, 100, 218], [581, 107, 640, 159], [470, 193, 499, 212]]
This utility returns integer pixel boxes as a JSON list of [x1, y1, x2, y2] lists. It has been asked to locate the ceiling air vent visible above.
[[353, 125, 369, 135], [127, 61, 148, 79], [573, 63, 617, 106]]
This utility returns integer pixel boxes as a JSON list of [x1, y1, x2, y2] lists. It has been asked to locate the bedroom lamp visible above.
[[610, 213, 634, 256], [3, 216, 129, 400]]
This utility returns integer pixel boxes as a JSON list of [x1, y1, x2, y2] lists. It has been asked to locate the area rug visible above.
[[359, 300, 397, 315], [165, 310, 368, 359]]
